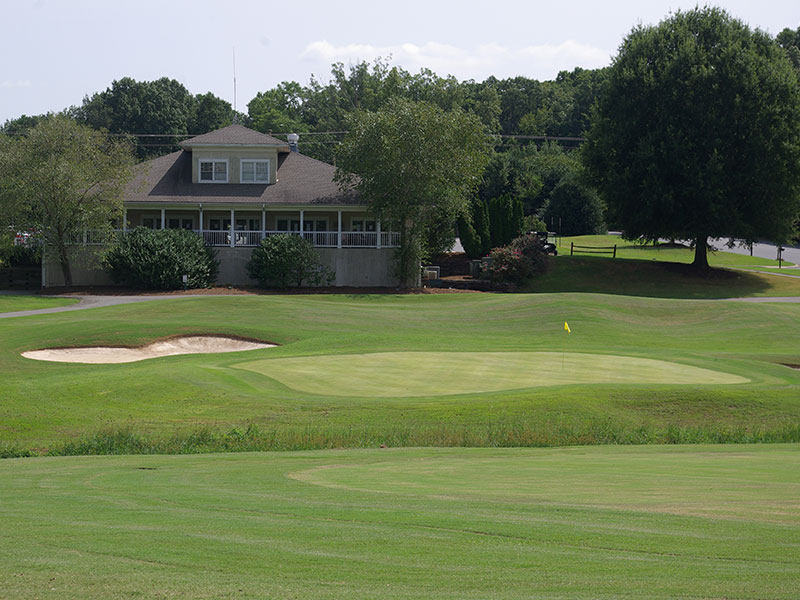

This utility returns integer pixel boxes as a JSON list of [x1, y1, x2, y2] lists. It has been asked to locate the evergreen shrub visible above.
[[104, 227, 218, 290], [247, 233, 334, 288]]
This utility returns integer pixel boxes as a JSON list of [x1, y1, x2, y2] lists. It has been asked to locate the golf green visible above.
[[236, 351, 749, 396]]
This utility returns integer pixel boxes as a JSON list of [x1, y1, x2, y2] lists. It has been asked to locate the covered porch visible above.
[[123, 206, 400, 249]]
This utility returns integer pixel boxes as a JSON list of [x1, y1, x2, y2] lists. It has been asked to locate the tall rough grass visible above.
[[0, 443, 34, 459], [37, 420, 800, 457]]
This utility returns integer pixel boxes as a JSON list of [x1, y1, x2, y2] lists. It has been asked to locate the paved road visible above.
[[704, 237, 800, 266]]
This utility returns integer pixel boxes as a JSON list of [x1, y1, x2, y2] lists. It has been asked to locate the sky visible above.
[[1, 0, 797, 124]]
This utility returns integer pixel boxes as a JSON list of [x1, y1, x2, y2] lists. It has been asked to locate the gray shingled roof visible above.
[[124, 149, 360, 206], [180, 124, 289, 148]]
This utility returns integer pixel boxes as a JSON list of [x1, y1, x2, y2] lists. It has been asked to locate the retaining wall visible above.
[[44, 246, 400, 288]]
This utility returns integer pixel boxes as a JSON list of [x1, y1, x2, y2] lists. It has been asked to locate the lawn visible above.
[[0, 294, 78, 313], [1, 293, 799, 451], [531, 255, 800, 298], [523, 235, 800, 298], [2, 444, 798, 599], [2, 262, 799, 599], [556, 235, 792, 267]]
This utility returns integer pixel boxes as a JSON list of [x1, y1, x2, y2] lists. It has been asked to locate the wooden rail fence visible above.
[[570, 242, 617, 258]]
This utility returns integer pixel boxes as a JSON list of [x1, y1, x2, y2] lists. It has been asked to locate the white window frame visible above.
[[276, 218, 300, 232], [199, 159, 229, 183], [166, 214, 196, 231], [350, 219, 376, 232], [141, 214, 161, 230], [303, 218, 329, 232], [239, 159, 270, 184]]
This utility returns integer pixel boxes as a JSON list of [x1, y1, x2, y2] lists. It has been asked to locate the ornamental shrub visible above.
[[246, 233, 334, 288], [104, 227, 218, 290], [484, 234, 549, 286], [509, 233, 549, 275]]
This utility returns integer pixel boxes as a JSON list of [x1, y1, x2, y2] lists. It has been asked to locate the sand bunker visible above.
[[22, 335, 275, 364]]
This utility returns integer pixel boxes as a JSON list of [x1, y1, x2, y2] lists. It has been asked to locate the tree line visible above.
[[1, 61, 606, 161], [2, 16, 799, 286]]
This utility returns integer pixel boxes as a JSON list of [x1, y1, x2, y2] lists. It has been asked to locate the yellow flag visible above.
[[564, 322, 571, 333]]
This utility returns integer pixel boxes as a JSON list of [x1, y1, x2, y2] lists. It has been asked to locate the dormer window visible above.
[[240, 159, 270, 183], [199, 159, 228, 182]]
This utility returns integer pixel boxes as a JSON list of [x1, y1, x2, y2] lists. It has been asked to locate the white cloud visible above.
[[2, 80, 32, 89], [299, 40, 611, 81]]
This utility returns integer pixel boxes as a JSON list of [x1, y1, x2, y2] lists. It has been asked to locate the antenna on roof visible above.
[[232, 47, 238, 124]]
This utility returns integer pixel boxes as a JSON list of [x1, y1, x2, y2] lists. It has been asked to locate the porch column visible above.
[[123, 208, 128, 232], [299, 210, 304, 237], [337, 210, 342, 249], [160, 208, 165, 229], [230, 209, 235, 247], [261, 206, 266, 241], [376, 219, 381, 249], [198, 205, 204, 234]]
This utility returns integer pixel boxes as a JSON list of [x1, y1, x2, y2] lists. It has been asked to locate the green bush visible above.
[[485, 234, 549, 286], [488, 194, 525, 247], [523, 215, 548, 234], [104, 227, 218, 290], [457, 216, 482, 259], [542, 174, 606, 236], [247, 233, 334, 288]]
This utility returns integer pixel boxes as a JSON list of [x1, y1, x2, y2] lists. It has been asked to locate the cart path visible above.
[[3, 291, 800, 320], [0, 293, 212, 319]]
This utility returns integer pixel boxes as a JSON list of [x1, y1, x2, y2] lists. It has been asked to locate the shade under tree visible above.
[[584, 7, 800, 268]]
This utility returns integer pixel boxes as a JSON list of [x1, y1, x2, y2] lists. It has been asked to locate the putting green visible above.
[[236, 351, 748, 397]]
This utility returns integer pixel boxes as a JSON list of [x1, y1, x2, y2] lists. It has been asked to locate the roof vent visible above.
[[287, 133, 299, 153]]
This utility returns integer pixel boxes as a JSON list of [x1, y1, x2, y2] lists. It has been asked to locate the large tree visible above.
[[777, 26, 800, 72], [0, 117, 136, 286], [334, 98, 489, 286], [584, 7, 800, 268], [76, 77, 235, 158]]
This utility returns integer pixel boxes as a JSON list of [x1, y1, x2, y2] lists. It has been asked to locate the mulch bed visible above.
[[39, 285, 484, 297]]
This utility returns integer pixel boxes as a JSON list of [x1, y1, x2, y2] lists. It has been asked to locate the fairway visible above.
[[2, 445, 798, 599], [238, 351, 748, 396], [1, 293, 799, 449]]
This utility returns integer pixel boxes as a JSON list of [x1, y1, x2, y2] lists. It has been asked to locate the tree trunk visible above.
[[57, 242, 73, 287], [692, 235, 709, 269], [396, 221, 419, 288]]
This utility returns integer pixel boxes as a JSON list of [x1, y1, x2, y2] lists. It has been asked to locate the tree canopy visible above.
[[0, 117, 136, 285], [334, 98, 489, 286], [75, 77, 236, 158], [777, 26, 800, 72], [584, 7, 800, 267]]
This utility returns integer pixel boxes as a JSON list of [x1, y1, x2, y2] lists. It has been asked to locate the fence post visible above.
[[613, 245, 617, 259], [570, 242, 574, 256]]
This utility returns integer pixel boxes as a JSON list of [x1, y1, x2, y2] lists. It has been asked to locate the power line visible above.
[[103, 131, 585, 142]]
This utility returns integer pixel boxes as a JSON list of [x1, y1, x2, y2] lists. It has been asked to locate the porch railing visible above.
[[68, 229, 399, 249]]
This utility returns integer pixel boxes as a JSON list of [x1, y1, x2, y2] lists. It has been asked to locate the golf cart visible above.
[[528, 231, 558, 256]]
